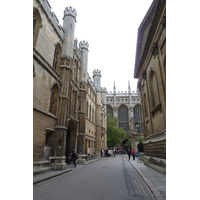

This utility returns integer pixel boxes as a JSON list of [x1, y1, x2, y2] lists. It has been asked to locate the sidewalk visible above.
[[33, 157, 101, 185], [126, 155, 166, 200]]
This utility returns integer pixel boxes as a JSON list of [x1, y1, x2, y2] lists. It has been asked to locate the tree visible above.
[[107, 114, 126, 148]]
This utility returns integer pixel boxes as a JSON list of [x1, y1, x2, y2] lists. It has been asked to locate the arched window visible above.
[[92, 108, 94, 122], [49, 84, 59, 116], [89, 105, 91, 120], [53, 43, 61, 70], [33, 7, 42, 47], [118, 105, 129, 131], [107, 105, 113, 118], [134, 105, 143, 133], [149, 69, 159, 109]]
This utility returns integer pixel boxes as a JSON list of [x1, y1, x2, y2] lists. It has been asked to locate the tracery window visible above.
[[33, 8, 42, 47], [53, 43, 61, 71], [118, 105, 129, 131], [134, 105, 143, 133], [107, 105, 113, 118]]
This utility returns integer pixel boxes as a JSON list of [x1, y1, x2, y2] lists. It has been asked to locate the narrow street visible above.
[[33, 155, 155, 200]]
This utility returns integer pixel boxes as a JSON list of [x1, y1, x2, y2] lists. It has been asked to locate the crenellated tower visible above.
[[61, 7, 77, 62], [79, 41, 89, 87], [93, 69, 101, 91], [78, 40, 89, 155]]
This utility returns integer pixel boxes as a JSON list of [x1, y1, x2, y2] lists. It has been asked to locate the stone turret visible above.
[[61, 7, 77, 60], [93, 69, 101, 91], [79, 41, 89, 85]]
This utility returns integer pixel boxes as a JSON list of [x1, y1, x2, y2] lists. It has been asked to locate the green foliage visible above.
[[139, 136, 144, 143], [107, 114, 127, 147], [123, 140, 131, 148]]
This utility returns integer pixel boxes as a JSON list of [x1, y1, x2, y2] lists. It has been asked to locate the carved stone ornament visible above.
[[151, 43, 158, 59], [61, 58, 70, 66]]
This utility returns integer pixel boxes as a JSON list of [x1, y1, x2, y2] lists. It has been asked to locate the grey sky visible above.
[[48, 0, 153, 92]]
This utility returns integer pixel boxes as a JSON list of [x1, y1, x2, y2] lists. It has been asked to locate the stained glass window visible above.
[[107, 105, 113, 118], [118, 105, 129, 131]]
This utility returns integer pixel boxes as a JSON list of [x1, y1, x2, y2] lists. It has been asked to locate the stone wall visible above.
[[144, 140, 166, 159], [33, 109, 57, 161]]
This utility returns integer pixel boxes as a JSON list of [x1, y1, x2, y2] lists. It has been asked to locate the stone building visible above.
[[33, 0, 107, 170], [134, 0, 166, 173], [106, 81, 143, 149]]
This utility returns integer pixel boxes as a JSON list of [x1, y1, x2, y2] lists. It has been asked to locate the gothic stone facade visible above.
[[33, 0, 107, 169], [106, 82, 143, 149], [134, 0, 166, 173]]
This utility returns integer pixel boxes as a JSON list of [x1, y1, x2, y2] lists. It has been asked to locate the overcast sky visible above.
[[46, 0, 153, 92]]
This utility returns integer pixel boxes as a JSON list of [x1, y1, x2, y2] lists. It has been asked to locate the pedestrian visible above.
[[137, 151, 141, 163], [100, 149, 104, 157], [131, 148, 135, 160], [69, 149, 78, 167], [104, 149, 107, 157], [113, 148, 116, 157], [108, 149, 111, 157], [127, 148, 131, 159]]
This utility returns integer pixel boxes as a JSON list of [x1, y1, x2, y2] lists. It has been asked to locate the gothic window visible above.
[[89, 105, 91, 120], [53, 43, 61, 71], [33, 7, 42, 47], [134, 105, 143, 133], [49, 84, 59, 116], [107, 105, 113, 118], [118, 105, 129, 131]]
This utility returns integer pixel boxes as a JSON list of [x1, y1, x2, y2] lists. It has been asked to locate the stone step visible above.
[[33, 166, 52, 175]]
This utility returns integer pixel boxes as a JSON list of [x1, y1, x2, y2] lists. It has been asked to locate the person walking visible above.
[[131, 148, 135, 160], [100, 149, 104, 157], [113, 148, 116, 157], [69, 149, 78, 167], [137, 151, 141, 163], [127, 148, 131, 160], [108, 149, 111, 157]]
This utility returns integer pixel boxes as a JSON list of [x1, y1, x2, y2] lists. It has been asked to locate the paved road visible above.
[[33, 155, 155, 200]]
